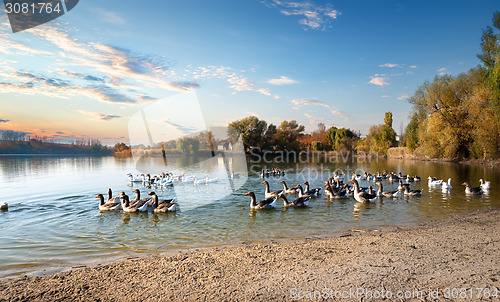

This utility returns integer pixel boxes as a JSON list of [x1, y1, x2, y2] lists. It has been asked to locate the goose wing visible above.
[[258, 196, 277, 207]]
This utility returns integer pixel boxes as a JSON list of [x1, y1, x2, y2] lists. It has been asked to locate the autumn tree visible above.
[[274, 120, 305, 151]]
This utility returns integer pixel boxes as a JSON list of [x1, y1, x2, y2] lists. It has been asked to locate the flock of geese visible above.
[[96, 169, 238, 214], [245, 171, 493, 210], [96, 188, 178, 213], [127, 172, 222, 186], [94, 169, 493, 213]]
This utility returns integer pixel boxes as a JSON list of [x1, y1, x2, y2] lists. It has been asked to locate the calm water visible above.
[[1, 155, 499, 279]]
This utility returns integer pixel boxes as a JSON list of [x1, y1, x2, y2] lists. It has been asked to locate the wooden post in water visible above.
[[161, 143, 166, 158], [208, 131, 215, 157]]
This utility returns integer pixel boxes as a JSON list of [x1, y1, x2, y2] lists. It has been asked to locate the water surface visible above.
[[1, 155, 499, 279]]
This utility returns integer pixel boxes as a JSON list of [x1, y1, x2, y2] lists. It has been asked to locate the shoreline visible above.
[[1, 209, 499, 301]]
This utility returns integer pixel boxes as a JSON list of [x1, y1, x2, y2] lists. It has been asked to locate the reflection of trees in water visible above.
[[0, 156, 104, 180]]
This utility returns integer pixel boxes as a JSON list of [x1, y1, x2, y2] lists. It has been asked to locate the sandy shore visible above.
[[1, 210, 499, 301]]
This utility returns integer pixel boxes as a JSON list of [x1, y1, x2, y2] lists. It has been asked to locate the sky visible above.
[[0, 0, 498, 145]]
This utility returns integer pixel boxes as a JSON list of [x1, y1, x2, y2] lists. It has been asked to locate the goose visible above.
[[406, 175, 414, 183], [107, 188, 123, 203], [127, 173, 142, 182], [180, 174, 195, 183], [147, 192, 178, 212], [194, 177, 207, 185], [442, 178, 452, 191], [205, 175, 218, 183], [462, 182, 483, 195], [401, 184, 422, 196], [414, 176, 421, 182], [324, 182, 345, 198], [261, 181, 283, 199], [479, 179, 491, 191], [279, 195, 310, 208], [333, 172, 344, 181], [280, 180, 297, 194], [366, 173, 374, 182], [368, 186, 377, 196], [351, 172, 363, 181], [329, 184, 348, 199], [160, 176, 174, 186], [260, 170, 270, 178], [388, 173, 399, 182], [121, 194, 148, 212], [428, 176, 443, 187], [293, 185, 311, 199], [245, 192, 277, 209], [1, 202, 8, 211], [131, 189, 153, 208], [303, 181, 321, 196], [349, 179, 377, 203], [375, 182, 399, 198], [397, 179, 404, 191], [95, 194, 121, 211]]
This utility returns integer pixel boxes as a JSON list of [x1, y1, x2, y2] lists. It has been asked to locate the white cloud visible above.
[[291, 98, 349, 121], [256, 88, 272, 96], [438, 67, 448, 75], [381, 95, 390, 98], [368, 77, 389, 86], [263, 0, 340, 30], [397, 94, 411, 101], [379, 63, 399, 68], [410, 65, 417, 69], [267, 76, 299, 85]]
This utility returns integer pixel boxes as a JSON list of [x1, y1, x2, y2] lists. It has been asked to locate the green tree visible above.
[[263, 123, 277, 149], [227, 116, 268, 150], [176, 137, 200, 154], [326, 126, 357, 151], [478, 11, 500, 120]]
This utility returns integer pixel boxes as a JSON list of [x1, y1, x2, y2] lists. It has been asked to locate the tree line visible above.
[[227, 114, 398, 154], [404, 11, 500, 159], [0, 130, 112, 155]]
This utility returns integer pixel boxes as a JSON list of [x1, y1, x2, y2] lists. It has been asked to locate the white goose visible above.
[[127, 173, 142, 182], [479, 179, 491, 191], [194, 177, 207, 185], [442, 178, 452, 191], [205, 175, 218, 183], [428, 176, 443, 187]]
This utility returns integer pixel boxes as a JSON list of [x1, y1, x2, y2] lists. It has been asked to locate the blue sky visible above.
[[0, 0, 498, 144]]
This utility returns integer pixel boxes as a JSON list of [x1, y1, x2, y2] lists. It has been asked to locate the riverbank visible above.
[[387, 147, 500, 167], [1, 209, 499, 301]]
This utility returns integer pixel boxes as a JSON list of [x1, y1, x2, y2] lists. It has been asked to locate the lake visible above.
[[1, 154, 499, 280]]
